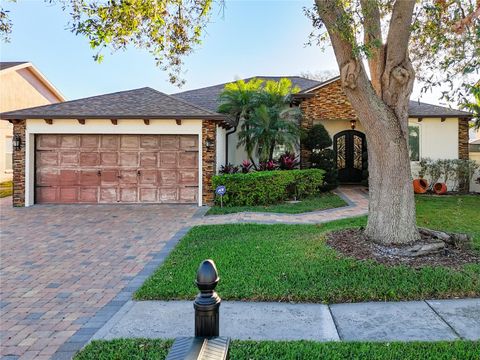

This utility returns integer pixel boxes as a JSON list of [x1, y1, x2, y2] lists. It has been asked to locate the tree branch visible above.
[[360, 0, 384, 96]]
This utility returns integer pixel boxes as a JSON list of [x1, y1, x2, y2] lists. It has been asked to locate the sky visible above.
[[1, 0, 447, 105]]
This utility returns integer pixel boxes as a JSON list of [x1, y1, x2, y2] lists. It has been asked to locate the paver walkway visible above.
[[93, 298, 480, 342], [0, 186, 367, 359]]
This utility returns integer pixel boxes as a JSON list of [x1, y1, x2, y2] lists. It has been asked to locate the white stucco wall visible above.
[[216, 126, 226, 173], [25, 118, 204, 206]]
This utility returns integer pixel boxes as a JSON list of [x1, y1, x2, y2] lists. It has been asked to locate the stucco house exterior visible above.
[[175, 76, 472, 184], [0, 62, 65, 183], [1, 75, 473, 207]]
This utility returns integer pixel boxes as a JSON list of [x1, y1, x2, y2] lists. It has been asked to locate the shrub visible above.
[[212, 169, 325, 206], [258, 160, 277, 171], [310, 149, 338, 190], [278, 152, 299, 170], [240, 160, 252, 173], [219, 163, 239, 174], [304, 124, 338, 190]]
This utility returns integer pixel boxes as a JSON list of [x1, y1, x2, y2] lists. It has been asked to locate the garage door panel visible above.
[[100, 152, 118, 166], [79, 187, 98, 202], [59, 187, 78, 202], [160, 136, 179, 150], [159, 188, 178, 203], [100, 170, 119, 184], [59, 170, 79, 186], [119, 170, 138, 184], [36, 169, 59, 186], [119, 152, 138, 166], [100, 188, 118, 203], [139, 152, 157, 167], [36, 134, 198, 204], [100, 135, 119, 149], [60, 135, 80, 148], [36, 187, 57, 203], [80, 171, 100, 186], [159, 170, 177, 186], [59, 152, 79, 166], [180, 136, 198, 150], [121, 135, 140, 149], [179, 187, 197, 203], [80, 152, 100, 166], [37, 135, 59, 149], [140, 136, 159, 149], [80, 135, 100, 148], [139, 170, 157, 185], [139, 188, 157, 202], [120, 187, 137, 202], [159, 152, 177, 168], [178, 169, 198, 185], [178, 152, 197, 168], [37, 151, 58, 166]]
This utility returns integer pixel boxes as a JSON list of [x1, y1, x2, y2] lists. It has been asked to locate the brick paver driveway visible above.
[[0, 199, 197, 359]]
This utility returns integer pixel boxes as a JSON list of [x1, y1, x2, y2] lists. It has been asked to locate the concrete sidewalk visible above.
[[92, 298, 480, 342]]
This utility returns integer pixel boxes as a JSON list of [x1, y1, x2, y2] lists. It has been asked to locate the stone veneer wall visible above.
[[202, 120, 217, 205], [12, 120, 26, 207], [458, 118, 469, 160], [299, 79, 357, 168]]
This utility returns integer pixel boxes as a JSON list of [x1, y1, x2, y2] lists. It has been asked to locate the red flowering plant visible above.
[[240, 160, 252, 173], [278, 152, 299, 170]]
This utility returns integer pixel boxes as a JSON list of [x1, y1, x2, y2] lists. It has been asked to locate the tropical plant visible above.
[[219, 163, 239, 175], [240, 160, 252, 174], [278, 152, 299, 170], [461, 82, 480, 131], [258, 160, 277, 171], [217, 78, 264, 167]]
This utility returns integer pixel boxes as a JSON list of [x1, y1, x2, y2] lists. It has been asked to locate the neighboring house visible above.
[[0, 62, 65, 183], [0, 87, 229, 206], [175, 76, 472, 184], [0, 75, 473, 207], [470, 136, 480, 193]]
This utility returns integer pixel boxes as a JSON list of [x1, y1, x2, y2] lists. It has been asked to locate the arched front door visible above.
[[333, 130, 367, 183]]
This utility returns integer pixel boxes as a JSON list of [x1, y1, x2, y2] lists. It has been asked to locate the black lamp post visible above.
[[13, 134, 21, 151], [194, 259, 221, 337]]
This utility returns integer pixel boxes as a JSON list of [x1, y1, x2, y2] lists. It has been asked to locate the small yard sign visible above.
[[215, 185, 226, 207]]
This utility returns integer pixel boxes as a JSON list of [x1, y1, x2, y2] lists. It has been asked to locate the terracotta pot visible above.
[[433, 182, 447, 195], [413, 178, 428, 194]]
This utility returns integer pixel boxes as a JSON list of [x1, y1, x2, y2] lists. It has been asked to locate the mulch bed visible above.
[[326, 228, 480, 269]]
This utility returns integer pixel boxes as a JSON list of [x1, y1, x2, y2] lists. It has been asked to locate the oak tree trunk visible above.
[[316, 0, 421, 244]]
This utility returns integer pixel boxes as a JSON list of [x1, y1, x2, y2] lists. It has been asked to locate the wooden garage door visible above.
[[35, 134, 198, 204]]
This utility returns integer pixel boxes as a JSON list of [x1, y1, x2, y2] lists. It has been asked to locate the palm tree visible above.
[[217, 78, 264, 166], [243, 104, 301, 162]]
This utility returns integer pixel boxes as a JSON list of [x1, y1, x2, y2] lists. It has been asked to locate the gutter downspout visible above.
[[225, 126, 237, 166]]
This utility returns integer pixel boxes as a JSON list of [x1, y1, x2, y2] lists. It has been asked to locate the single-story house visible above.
[[0, 62, 65, 182], [175, 76, 472, 184], [1, 75, 472, 207], [0, 87, 229, 206]]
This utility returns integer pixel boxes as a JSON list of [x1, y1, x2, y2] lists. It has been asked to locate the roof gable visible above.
[[0, 87, 225, 121], [172, 76, 322, 112]]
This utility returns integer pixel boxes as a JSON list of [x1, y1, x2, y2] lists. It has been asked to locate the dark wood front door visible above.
[[333, 130, 366, 183]]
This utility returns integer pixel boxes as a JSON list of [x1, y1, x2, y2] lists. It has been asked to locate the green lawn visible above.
[[135, 195, 480, 303], [206, 192, 347, 215], [0, 180, 12, 198], [74, 339, 480, 360]]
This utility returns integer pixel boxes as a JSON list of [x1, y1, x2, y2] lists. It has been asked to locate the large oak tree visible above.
[[1, 0, 478, 244]]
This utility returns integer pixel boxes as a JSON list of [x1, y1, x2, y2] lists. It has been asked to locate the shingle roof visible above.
[[0, 62, 29, 71], [0, 87, 226, 121], [408, 100, 471, 118], [172, 76, 322, 112]]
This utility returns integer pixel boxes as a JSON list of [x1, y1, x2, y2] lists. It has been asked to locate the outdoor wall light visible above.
[[13, 134, 22, 151], [205, 138, 214, 149], [350, 119, 357, 130]]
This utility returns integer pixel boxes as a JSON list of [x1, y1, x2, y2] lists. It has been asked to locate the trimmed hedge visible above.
[[212, 169, 325, 206]]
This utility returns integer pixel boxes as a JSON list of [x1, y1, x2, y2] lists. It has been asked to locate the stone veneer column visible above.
[[458, 118, 469, 160], [12, 120, 26, 207], [202, 120, 217, 205]]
